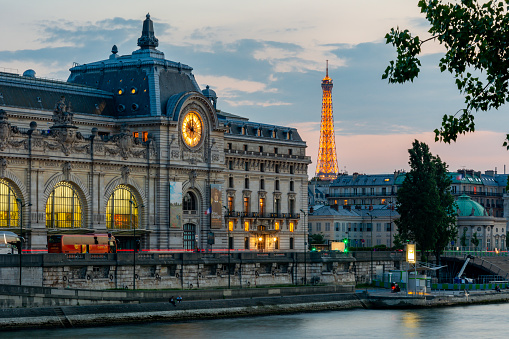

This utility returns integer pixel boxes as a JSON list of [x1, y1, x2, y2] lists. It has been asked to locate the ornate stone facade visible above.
[[0, 15, 311, 253]]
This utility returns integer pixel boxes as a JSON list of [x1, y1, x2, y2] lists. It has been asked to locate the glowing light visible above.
[[315, 60, 338, 180]]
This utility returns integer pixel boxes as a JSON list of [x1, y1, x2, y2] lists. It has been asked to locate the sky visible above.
[[1, 0, 508, 177]]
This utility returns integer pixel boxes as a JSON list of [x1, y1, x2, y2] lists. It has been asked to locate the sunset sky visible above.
[[1, 0, 508, 176]]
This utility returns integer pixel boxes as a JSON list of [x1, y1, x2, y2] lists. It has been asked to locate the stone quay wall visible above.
[[0, 251, 362, 290]]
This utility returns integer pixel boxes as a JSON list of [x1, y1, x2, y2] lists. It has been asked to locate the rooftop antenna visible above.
[[326, 60, 328, 77]]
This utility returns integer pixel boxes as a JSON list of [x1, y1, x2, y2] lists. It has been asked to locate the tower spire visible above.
[[137, 13, 159, 49], [315, 62, 338, 180]]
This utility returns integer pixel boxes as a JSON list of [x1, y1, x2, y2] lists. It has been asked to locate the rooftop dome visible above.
[[456, 194, 486, 217]]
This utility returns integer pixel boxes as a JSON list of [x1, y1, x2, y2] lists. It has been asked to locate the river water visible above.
[[4, 303, 508, 338]]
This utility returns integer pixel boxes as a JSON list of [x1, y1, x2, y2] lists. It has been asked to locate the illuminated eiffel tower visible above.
[[315, 61, 338, 180]]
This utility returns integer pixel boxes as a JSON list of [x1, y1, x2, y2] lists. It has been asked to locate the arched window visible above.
[[0, 179, 19, 228], [106, 185, 139, 229], [183, 192, 197, 211], [46, 181, 83, 228]]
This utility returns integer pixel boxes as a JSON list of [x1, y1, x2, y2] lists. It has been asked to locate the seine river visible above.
[[4, 303, 509, 338]]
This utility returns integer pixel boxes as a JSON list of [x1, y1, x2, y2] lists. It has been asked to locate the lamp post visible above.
[[129, 200, 143, 290], [300, 209, 307, 285], [367, 212, 376, 284], [223, 205, 231, 289]]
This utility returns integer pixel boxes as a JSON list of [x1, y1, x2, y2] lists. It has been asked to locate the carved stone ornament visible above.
[[0, 110, 24, 151], [258, 191, 267, 199], [243, 190, 251, 198], [104, 124, 145, 160], [52, 96, 75, 127], [0, 158, 6, 177], [273, 192, 282, 200], [189, 170, 197, 188], [62, 162, 72, 180], [47, 96, 79, 156], [121, 166, 130, 183], [171, 150, 180, 159]]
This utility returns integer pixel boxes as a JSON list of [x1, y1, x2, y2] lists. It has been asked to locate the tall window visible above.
[[243, 197, 250, 213], [259, 198, 265, 215], [290, 181, 294, 191], [228, 196, 234, 212], [46, 181, 83, 228], [183, 192, 197, 211], [260, 163, 265, 172], [274, 198, 281, 215], [289, 222, 294, 232], [260, 179, 265, 190], [275, 180, 280, 191], [289, 199, 295, 214], [229, 176, 234, 188], [0, 179, 19, 227], [245, 178, 250, 189], [106, 185, 138, 229]]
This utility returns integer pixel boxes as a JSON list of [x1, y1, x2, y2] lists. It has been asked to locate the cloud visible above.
[[224, 100, 292, 108], [196, 75, 278, 97]]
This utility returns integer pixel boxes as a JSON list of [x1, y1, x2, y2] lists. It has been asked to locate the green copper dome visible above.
[[456, 194, 486, 217]]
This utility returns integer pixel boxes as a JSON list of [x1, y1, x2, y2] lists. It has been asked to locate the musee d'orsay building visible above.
[[0, 14, 311, 252]]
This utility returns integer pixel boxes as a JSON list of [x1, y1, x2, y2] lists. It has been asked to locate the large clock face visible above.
[[182, 111, 203, 147]]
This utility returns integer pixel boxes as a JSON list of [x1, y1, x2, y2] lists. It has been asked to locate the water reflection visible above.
[[3, 303, 509, 338]]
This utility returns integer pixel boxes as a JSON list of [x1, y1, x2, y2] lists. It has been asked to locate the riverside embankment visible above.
[[2, 285, 509, 330]]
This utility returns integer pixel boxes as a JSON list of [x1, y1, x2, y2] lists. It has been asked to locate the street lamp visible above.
[[367, 212, 377, 284], [16, 199, 30, 286], [223, 205, 231, 289], [129, 200, 143, 290], [300, 209, 307, 285]]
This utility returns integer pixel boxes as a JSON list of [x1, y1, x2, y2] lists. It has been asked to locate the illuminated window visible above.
[[259, 198, 265, 215], [133, 132, 139, 138], [227, 196, 234, 212], [229, 220, 234, 232], [142, 131, 148, 142], [0, 179, 19, 228], [275, 221, 279, 230], [244, 221, 249, 231], [46, 181, 83, 228], [381, 199, 386, 204], [257, 128, 261, 137], [243, 197, 250, 213], [131, 87, 137, 94], [118, 88, 124, 95], [106, 185, 139, 230], [384, 178, 390, 182], [289, 222, 294, 232], [344, 199, 348, 205]]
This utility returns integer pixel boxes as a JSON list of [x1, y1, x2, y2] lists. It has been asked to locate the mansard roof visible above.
[[0, 71, 115, 115]]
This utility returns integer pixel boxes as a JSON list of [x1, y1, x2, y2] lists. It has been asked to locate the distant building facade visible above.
[[309, 169, 509, 251]]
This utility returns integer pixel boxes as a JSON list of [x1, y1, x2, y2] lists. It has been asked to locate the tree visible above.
[[460, 228, 468, 248], [396, 140, 457, 265], [309, 233, 326, 245], [471, 232, 480, 249], [383, 0, 509, 147]]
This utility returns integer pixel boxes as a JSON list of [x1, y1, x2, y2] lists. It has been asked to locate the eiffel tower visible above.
[[315, 61, 338, 180]]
